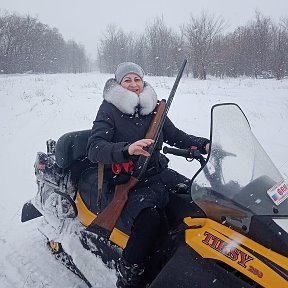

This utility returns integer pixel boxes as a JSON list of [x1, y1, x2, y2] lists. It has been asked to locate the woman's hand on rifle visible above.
[[128, 139, 154, 157]]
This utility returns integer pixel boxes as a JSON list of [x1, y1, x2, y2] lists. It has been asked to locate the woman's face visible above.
[[120, 73, 144, 95]]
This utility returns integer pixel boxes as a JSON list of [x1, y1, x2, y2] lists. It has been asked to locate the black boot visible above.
[[116, 257, 145, 288]]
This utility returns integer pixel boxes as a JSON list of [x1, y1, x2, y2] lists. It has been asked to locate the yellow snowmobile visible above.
[[22, 103, 288, 287]]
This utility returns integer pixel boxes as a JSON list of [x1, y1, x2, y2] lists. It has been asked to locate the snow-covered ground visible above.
[[1, 72, 288, 287]]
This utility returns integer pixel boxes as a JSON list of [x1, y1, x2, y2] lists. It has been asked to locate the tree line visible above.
[[98, 12, 288, 80], [0, 12, 90, 74], [1, 11, 288, 79]]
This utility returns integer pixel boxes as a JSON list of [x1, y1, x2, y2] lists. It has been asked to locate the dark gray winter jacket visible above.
[[87, 79, 209, 229]]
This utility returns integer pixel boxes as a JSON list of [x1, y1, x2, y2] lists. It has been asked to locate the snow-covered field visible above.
[[0, 72, 288, 287]]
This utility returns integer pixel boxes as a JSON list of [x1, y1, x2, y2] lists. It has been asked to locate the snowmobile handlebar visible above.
[[163, 146, 206, 167]]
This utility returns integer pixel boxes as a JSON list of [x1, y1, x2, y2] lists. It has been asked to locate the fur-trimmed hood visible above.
[[103, 78, 158, 115]]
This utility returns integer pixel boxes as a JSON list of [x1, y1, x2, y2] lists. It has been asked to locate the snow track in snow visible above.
[[0, 210, 85, 288]]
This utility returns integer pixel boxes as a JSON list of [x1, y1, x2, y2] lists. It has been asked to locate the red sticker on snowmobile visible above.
[[267, 179, 288, 206]]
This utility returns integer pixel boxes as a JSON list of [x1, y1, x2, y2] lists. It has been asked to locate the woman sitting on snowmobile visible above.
[[87, 62, 210, 288]]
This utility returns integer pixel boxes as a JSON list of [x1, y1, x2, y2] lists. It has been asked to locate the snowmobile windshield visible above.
[[191, 103, 287, 233]]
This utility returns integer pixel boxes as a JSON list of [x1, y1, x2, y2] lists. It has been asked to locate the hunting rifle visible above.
[[87, 59, 187, 237]]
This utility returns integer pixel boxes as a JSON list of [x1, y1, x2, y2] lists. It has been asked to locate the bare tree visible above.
[[0, 13, 26, 73], [209, 34, 228, 78], [0, 12, 90, 74], [98, 24, 134, 73], [249, 11, 272, 78], [144, 17, 176, 76], [170, 26, 187, 75], [2, 10, 288, 78], [184, 11, 226, 79], [128, 35, 147, 71], [217, 13, 274, 79], [64, 40, 88, 73], [269, 19, 288, 80], [222, 26, 254, 77]]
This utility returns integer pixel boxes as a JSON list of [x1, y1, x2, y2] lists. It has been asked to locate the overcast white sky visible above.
[[1, 0, 288, 58]]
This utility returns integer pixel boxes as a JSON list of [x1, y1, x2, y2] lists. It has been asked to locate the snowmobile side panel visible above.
[[248, 215, 288, 257], [76, 192, 129, 248], [184, 217, 288, 287], [109, 227, 129, 249], [21, 200, 42, 222], [149, 242, 252, 288], [76, 192, 96, 226]]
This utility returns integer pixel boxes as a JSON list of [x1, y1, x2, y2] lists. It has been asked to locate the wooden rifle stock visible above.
[[87, 60, 187, 237], [89, 176, 139, 236]]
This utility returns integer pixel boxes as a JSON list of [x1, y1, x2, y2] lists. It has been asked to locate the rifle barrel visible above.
[[134, 59, 187, 180]]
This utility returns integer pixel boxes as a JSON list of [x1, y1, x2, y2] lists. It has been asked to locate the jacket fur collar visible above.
[[103, 78, 158, 115]]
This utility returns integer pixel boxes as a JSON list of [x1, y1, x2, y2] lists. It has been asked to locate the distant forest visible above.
[[0, 12, 90, 74], [1, 11, 288, 79]]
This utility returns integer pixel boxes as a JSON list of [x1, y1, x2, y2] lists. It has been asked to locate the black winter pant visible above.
[[123, 207, 168, 265]]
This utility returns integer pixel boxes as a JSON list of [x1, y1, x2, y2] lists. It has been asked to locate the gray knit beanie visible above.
[[115, 62, 145, 84]]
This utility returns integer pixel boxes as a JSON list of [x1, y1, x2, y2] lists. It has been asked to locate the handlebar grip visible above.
[[163, 146, 191, 158]]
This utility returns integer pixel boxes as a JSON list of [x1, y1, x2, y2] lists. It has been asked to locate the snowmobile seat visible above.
[[55, 130, 91, 169]]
